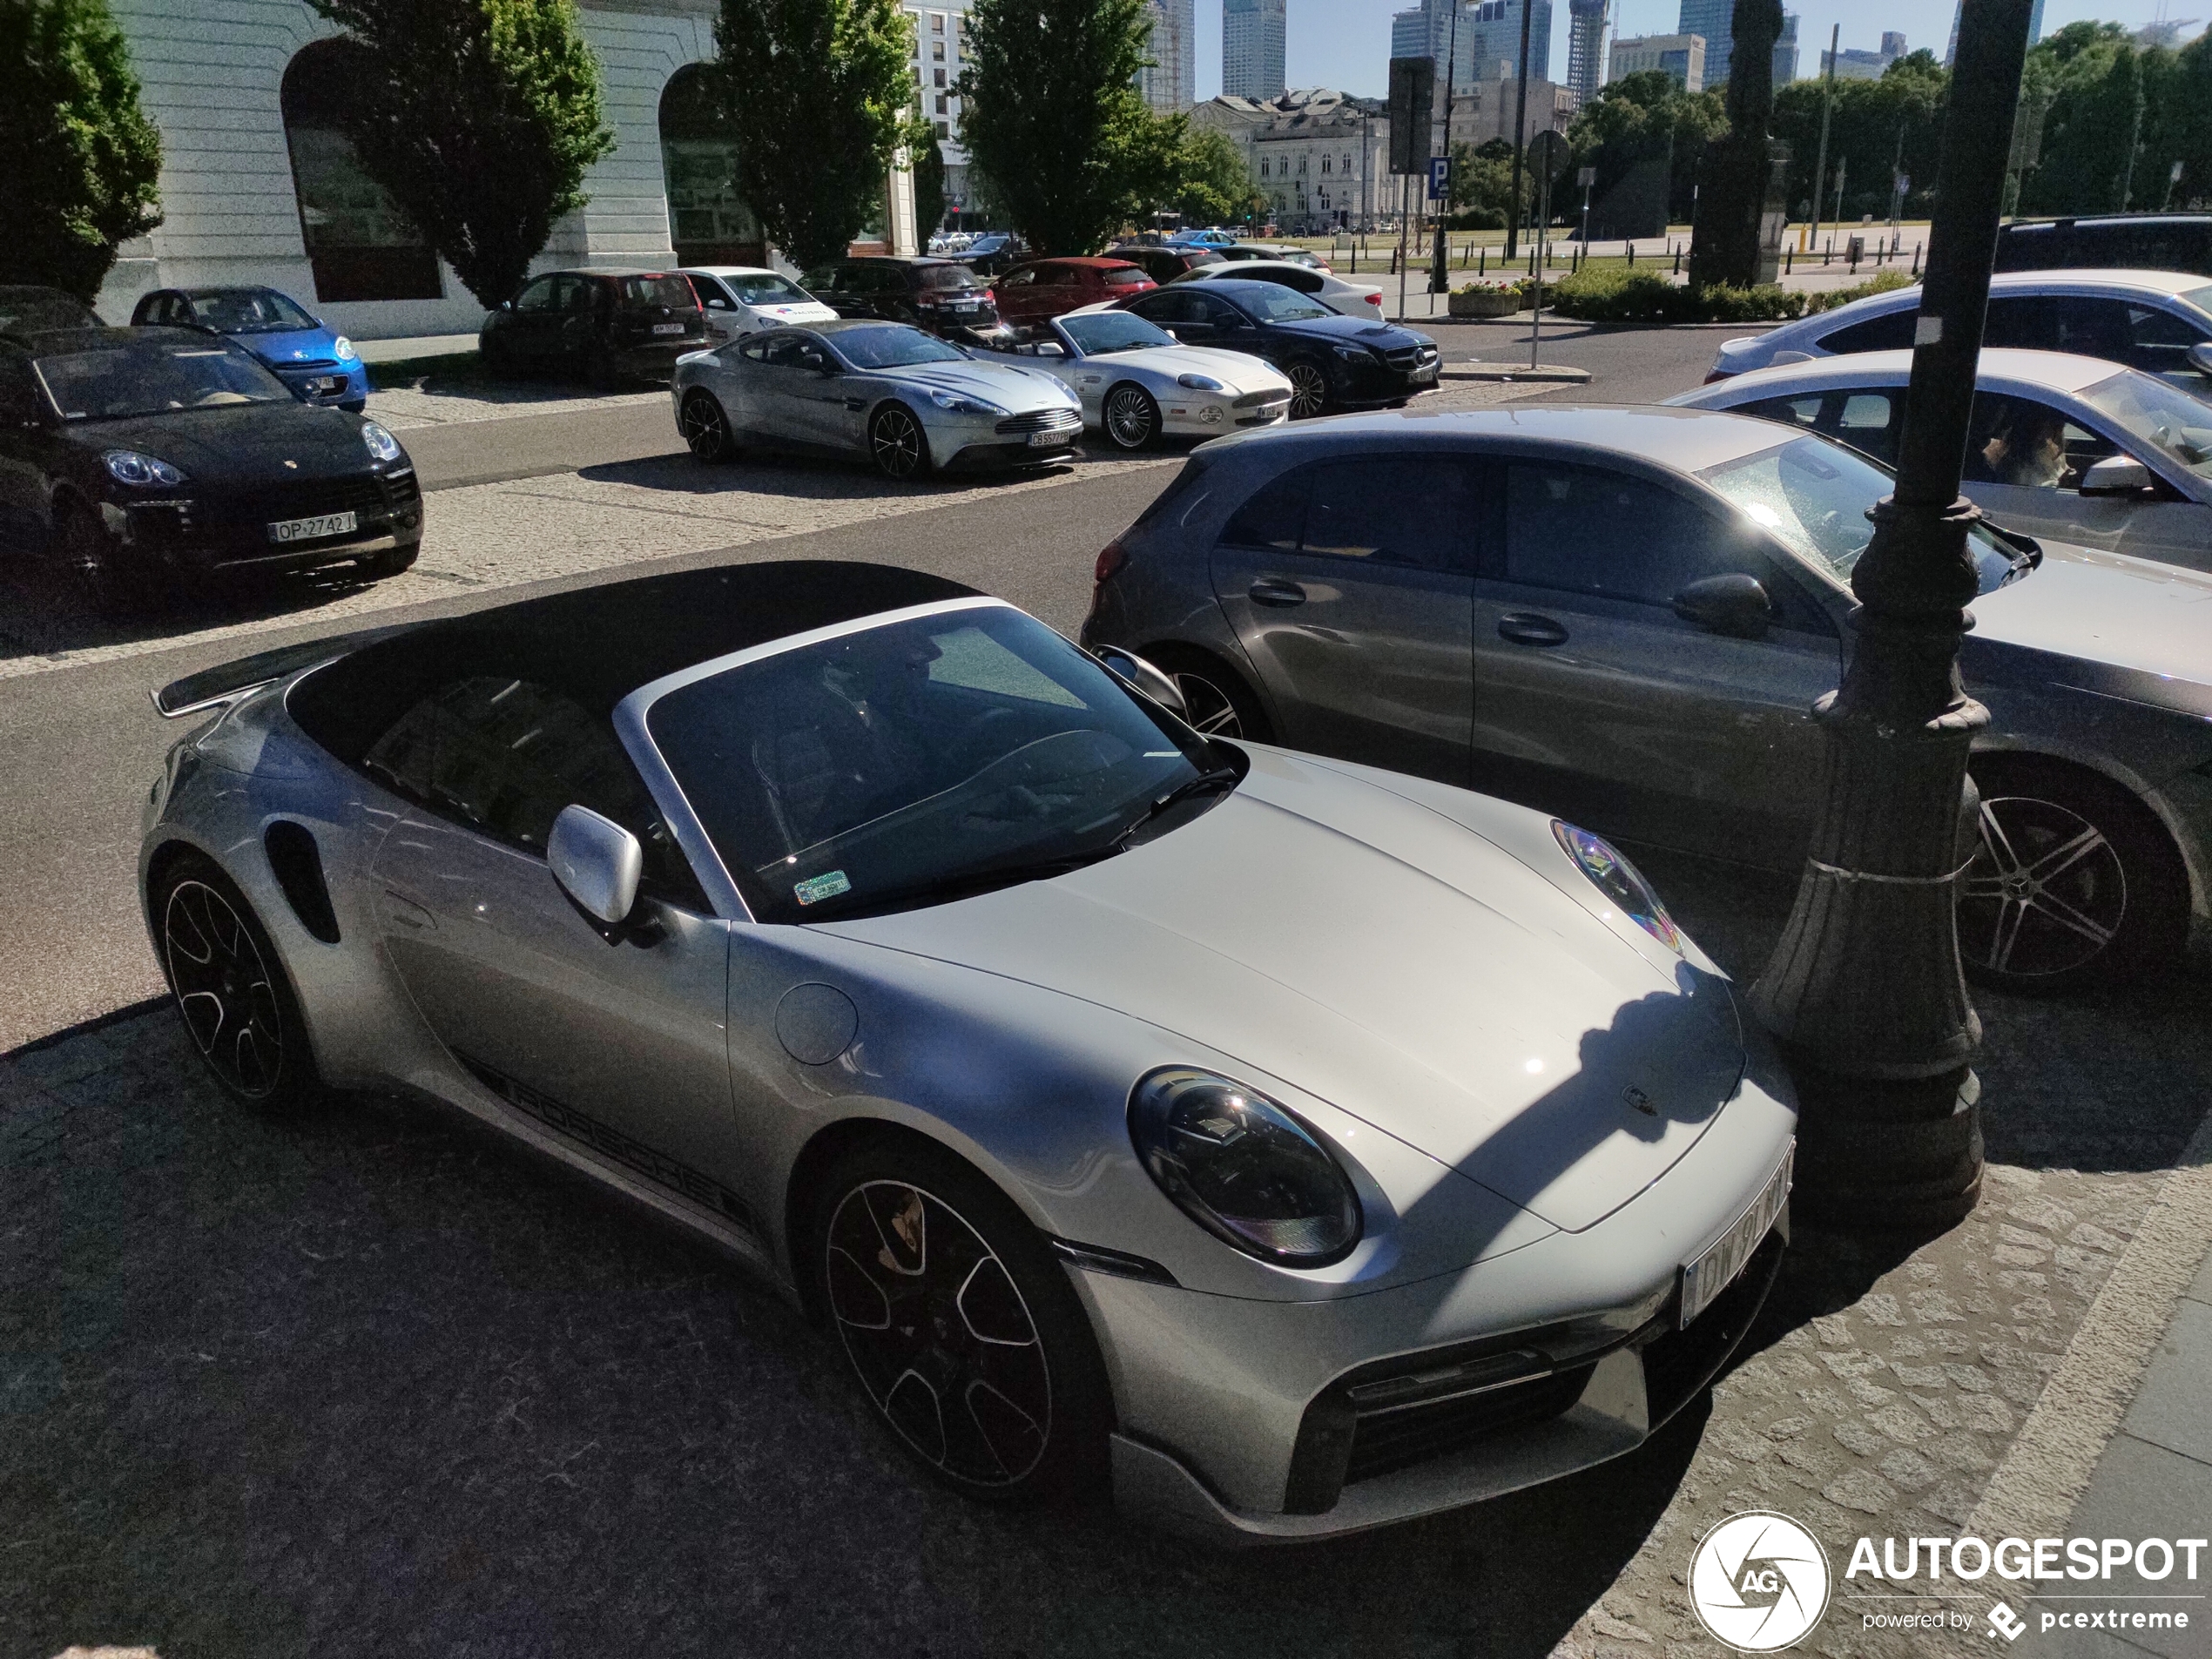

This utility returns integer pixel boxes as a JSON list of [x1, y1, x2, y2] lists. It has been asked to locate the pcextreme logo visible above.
[[1689, 1511, 1835, 1652]]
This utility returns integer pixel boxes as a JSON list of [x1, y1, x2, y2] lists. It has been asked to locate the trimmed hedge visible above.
[[1544, 267, 1811, 323], [1807, 269, 1914, 312]]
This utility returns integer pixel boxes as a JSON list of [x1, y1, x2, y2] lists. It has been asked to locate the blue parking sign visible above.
[[1428, 157, 1451, 199]]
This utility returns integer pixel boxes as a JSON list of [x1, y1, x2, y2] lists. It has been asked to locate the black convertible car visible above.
[[0, 327, 422, 609]]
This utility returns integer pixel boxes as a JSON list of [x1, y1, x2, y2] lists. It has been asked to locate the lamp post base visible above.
[[1783, 1062, 1984, 1231]]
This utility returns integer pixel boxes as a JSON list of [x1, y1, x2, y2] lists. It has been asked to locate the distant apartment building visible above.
[[1189, 88, 1390, 233], [1444, 65, 1575, 147], [1566, 0, 1607, 106], [1821, 31, 1904, 81], [1610, 31, 1705, 92], [1136, 0, 1197, 112], [905, 3, 975, 224], [1223, 0, 1288, 99], [1772, 11, 1798, 85], [1676, 0, 1734, 84]]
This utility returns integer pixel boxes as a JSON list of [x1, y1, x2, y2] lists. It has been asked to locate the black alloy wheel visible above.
[[1285, 360, 1330, 420], [681, 390, 737, 462], [1959, 762, 2185, 990], [58, 502, 145, 615], [156, 855, 316, 1109], [1102, 383, 1161, 451], [870, 404, 932, 481], [814, 1136, 1109, 1501]]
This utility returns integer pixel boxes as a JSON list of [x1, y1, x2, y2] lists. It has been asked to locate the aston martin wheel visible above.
[[1285, 360, 1330, 420], [681, 390, 737, 462], [870, 404, 932, 481], [1959, 760, 2186, 990], [1103, 383, 1161, 451], [814, 1135, 1109, 1501], [155, 854, 316, 1109]]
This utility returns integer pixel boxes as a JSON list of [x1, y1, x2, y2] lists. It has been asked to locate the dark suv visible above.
[[1994, 215, 2212, 279], [479, 269, 708, 382], [806, 257, 1001, 337], [1105, 244, 1227, 286]]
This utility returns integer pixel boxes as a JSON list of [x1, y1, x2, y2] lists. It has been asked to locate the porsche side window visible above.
[[514, 277, 557, 313], [1738, 395, 1824, 430], [2124, 302, 2208, 374], [1830, 391, 1901, 468], [1816, 307, 1916, 354], [1504, 462, 1764, 609], [1301, 458, 1480, 573], [1964, 392, 2115, 491], [1218, 469, 1308, 552], [365, 678, 704, 906]]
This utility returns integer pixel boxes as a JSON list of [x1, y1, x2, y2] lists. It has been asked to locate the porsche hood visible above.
[[819, 748, 1750, 1234]]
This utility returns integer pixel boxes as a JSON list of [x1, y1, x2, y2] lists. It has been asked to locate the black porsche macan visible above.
[[0, 327, 423, 609]]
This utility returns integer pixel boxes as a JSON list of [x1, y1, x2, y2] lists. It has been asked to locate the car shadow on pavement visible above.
[[0, 561, 400, 666], [576, 448, 1093, 502]]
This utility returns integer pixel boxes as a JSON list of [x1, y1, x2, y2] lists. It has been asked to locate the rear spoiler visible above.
[[151, 623, 415, 718]]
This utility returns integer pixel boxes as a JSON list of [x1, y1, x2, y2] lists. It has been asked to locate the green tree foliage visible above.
[[0, 0, 163, 302], [1688, 0, 1782, 288], [1170, 125, 1262, 230], [911, 125, 948, 239], [711, 0, 918, 269], [1566, 70, 1727, 227], [306, 0, 615, 307], [1447, 137, 1526, 230], [1771, 50, 1946, 224], [957, 0, 1180, 253]]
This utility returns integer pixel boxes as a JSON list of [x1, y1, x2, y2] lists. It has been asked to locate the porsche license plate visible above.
[[1678, 1142, 1791, 1327], [652, 321, 686, 335], [266, 510, 356, 544]]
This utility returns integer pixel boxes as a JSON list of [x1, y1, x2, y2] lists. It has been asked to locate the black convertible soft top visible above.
[[159, 561, 981, 760]]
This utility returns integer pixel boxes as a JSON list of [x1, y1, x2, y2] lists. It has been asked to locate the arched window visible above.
[[282, 39, 441, 301], [660, 64, 765, 266]]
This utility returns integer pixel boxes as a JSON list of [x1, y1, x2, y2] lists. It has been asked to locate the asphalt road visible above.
[[1426, 317, 1762, 402]]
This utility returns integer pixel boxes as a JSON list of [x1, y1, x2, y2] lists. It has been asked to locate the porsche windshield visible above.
[[1700, 435, 2023, 593], [34, 341, 291, 420], [2080, 369, 2212, 481], [647, 607, 1230, 922]]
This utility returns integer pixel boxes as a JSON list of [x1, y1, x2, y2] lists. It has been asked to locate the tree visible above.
[[911, 125, 948, 241], [1567, 71, 1725, 236], [1168, 126, 1261, 231], [1772, 51, 1946, 221], [1447, 138, 1525, 229], [0, 0, 163, 302], [1687, 0, 1783, 288], [305, 0, 614, 307], [711, 0, 917, 270], [957, 0, 1181, 253]]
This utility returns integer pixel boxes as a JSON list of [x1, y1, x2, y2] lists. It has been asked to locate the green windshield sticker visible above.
[[793, 871, 852, 906]]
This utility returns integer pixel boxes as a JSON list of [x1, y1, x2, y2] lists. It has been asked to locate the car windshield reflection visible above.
[[1062, 314, 1175, 355], [34, 341, 292, 420], [646, 608, 1232, 922], [830, 325, 969, 369]]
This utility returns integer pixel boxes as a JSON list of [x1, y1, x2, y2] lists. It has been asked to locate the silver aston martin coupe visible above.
[[140, 561, 1796, 1542]]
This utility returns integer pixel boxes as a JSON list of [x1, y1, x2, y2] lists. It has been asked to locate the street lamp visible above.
[[1747, 0, 2038, 1232]]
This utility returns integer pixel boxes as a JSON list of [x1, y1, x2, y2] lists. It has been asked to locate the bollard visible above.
[[1479, 245, 1487, 275], [1627, 239, 1635, 266], [1785, 245, 1793, 274], [1673, 243, 1681, 274], [1912, 240, 1921, 275]]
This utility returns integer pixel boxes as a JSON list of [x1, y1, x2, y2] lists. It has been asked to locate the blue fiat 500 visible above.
[[130, 287, 371, 411]]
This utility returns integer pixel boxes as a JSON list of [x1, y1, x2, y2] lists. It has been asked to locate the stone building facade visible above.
[[1190, 89, 1393, 234]]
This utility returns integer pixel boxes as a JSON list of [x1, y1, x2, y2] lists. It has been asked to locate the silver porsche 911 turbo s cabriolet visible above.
[[141, 561, 1795, 1542]]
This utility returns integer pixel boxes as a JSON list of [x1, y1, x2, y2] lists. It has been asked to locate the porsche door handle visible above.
[[1497, 612, 1569, 646], [1249, 577, 1307, 607], [380, 889, 435, 930]]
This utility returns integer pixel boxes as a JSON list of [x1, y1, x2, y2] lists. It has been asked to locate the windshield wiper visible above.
[[1116, 765, 1242, 847]]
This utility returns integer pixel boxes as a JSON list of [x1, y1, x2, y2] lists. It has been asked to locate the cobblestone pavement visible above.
[[4, 852, 2206, 1659]]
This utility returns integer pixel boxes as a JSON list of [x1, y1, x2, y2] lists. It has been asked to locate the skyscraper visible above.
[[1136, 0, 1197, 111], [1390, 0, 1483, 86], [1467, 0, 1552, 80], [1566, 0, 1606, 105], [1772, 11, 1798, 85], [1223, 0, 1287, 99], [1676, 0, 1732, 84]]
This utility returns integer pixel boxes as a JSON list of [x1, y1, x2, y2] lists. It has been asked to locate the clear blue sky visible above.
[[1189, 1, 2204, 100]]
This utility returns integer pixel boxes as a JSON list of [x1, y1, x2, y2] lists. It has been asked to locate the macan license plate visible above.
[[1678, 1141, 1792, 1328], [266, 510, 356, 544]]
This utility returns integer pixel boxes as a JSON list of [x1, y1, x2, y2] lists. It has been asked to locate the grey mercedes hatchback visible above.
[[1081, 407, 2212, 992]]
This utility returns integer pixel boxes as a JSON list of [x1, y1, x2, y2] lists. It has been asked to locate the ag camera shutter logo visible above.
[[1689, 1511, 1833, 1651]]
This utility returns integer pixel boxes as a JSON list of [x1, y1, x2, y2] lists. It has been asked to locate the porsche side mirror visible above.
[[549, 804, 642, 927], [1095, 646, 1190, 721], [2188, 341, 2212, 375], [2077, 454, 2153, 496], [1672, 572, 1772, 639]]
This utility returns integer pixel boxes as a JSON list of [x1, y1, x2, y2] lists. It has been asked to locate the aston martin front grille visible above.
[[995, 407, 1082, 435]]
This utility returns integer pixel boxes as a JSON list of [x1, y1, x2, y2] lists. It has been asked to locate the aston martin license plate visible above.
[[266, 510, 356, 544], [1679, 1141, 1791, 1327], [1026, 430, 1068, 447]]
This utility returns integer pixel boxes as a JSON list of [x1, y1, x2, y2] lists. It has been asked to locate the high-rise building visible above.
[[1566, 0, 1607, 105], [1223, 0, 1288, 99], [1136, 0, 1197, 111], [1821, 33, 1905, 81], [1391, 0, 1473, 86], [1772, 11, 1798, 85], [1466, 0, 1551, 81], [1676, 0, 1733, 84], [1611, 31, 1705, 91]]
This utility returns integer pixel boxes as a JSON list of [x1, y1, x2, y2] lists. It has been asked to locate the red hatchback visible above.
[[991, 257, 1156, 327]]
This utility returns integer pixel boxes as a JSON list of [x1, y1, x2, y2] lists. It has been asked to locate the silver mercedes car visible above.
[[1081, 408, 2212, 992], [671, 320, 1082, 480], [141, 561, 1795, 1543]]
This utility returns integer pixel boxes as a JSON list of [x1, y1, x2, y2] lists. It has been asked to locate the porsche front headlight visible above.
[[1553, 819, 1683, 954], [103, 449, 185, 487], [1129, 1069, 1361, 1266]]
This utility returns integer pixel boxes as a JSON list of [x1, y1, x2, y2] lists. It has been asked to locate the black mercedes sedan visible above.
[[0, 327, 423, 610], [1114, 278, 1440, 418]]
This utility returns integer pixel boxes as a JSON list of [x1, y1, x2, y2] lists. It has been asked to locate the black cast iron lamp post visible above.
[[1747, 0, 2037, 1231]]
